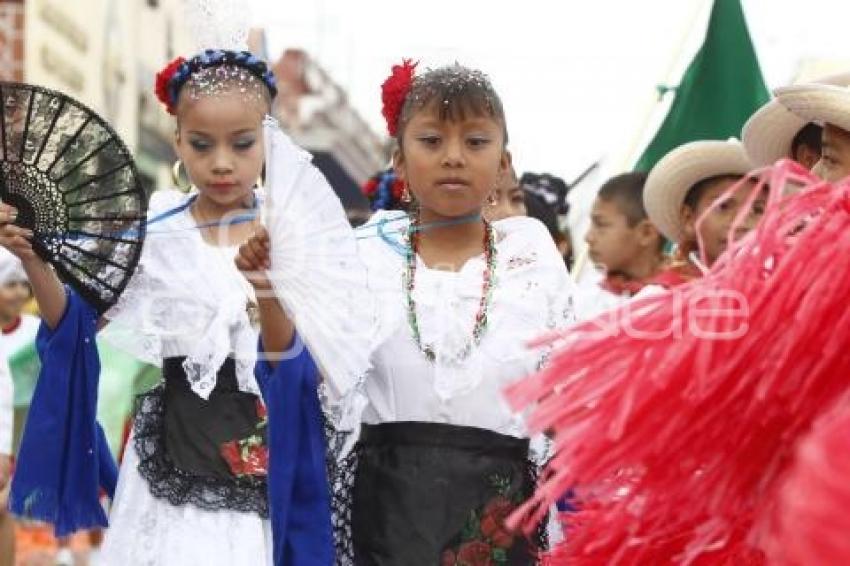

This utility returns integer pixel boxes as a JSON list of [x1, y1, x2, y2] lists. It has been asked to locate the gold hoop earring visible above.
[[487, 192, 498, 206], [401, 183, 412, 204], [172, 160, 191, 192]]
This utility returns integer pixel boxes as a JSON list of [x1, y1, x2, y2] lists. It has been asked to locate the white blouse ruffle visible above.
[[101, 189, 261, 399], [347, 210, 576, 438]]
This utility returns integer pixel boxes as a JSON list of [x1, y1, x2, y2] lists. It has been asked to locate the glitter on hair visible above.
[[178, 65, 271, 112], [396, 64, 508, 145]]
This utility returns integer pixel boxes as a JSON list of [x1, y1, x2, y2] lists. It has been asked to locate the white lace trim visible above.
[[359, 211, 577, 404], [101, 189, 261, 399]]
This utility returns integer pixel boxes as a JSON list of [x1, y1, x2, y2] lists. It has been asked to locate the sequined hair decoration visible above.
[[154, 49, 278, 115]]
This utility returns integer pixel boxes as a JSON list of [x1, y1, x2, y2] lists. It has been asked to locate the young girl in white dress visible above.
[[242, 61, 576, 565], [2, 49, 282, 565]]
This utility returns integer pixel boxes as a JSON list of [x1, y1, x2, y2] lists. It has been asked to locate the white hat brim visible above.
[[775, 84, 850, 134], [742, 99, 807, 167], [644, 140, 754, 242]]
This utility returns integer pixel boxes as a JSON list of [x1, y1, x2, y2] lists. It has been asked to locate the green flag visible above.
[[634, 0, 769, 172]]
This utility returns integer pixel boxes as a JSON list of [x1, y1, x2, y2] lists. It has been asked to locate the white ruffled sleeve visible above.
[[489, 216, 576, 368], [100, 189, 189, 366]]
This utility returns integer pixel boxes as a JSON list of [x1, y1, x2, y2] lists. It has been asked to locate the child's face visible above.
[[585, 197, 649, 275], [485, 167, 526, 222], [682, 177, 764, 266], [174, 91, 265, 208], [0, 281, 31, 321], [815, 124, 850, 182], [394, 103, 509, 219]]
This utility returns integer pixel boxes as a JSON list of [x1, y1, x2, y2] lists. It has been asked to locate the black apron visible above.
[[350, 421, 541, 565], [132, 356, 269, 517]]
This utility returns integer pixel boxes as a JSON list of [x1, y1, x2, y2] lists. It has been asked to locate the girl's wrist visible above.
[[20, 255, 48, 270]]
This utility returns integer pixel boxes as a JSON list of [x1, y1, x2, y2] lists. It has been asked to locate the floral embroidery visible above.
[[220, 399, 269, 477], [441, 474, 523, 565]]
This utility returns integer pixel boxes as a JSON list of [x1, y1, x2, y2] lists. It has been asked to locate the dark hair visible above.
[[683, 174, 741, 210], [524, 193, 560, 240], [520, 172, 570, 215], [790, 122, 823, 157], [597, 172, 649, 227], [396, 64, 508, 147]]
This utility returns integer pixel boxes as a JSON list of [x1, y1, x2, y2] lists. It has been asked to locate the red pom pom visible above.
[[362, 178, 379, 197], [391, 178, 405, 200], [506, 161, 850, 563], [768, 401, 850, 565], [155, 56, 186, 115], [381, 59, 417, 137]]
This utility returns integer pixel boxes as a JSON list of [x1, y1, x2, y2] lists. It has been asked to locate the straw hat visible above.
[[644, 139, 753, 242], [776, 82, 850, 134], [744, 72, 850, 166]]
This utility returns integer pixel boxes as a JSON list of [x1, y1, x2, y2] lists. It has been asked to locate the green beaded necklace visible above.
[[403, 218, 497, 363]]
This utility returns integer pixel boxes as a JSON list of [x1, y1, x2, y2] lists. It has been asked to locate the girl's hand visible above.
[[0, 203, 66, 328], [0, 203, 36, 261], [235, 226, 273, 290]]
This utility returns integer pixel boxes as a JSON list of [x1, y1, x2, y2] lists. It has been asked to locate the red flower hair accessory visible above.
[[381, 59, 417, 137], [391, 177, 405, 200], [362, 177, 379, 198], [155, 56, 187, 115]]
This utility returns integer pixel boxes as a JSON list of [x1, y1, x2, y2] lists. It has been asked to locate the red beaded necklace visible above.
[[403, 218, 497, 363]]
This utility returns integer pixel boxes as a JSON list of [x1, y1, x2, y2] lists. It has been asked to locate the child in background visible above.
[[644, 139, 764, 288], [486, 164, 527, 222], [577, 172, 664, 320], [0, 248, 36, 566], [777, 78, 850, 182]]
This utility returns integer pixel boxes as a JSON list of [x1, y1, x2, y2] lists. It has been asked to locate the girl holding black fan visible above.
[[0, 51, 307, 565]]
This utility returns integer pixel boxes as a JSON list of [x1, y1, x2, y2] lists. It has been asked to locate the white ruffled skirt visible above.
[[96, 439, 272, 566]]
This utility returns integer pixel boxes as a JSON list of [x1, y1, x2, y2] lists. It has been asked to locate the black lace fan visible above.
[[0, 82, 147, 314]]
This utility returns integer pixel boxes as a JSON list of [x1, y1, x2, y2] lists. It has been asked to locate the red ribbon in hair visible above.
[[154, 56, 187, 115], [381, 59, 417, 136]]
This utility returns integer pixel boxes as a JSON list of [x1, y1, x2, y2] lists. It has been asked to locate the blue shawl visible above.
[[9, 290, 118, 537], [255, 334, 334, 565]]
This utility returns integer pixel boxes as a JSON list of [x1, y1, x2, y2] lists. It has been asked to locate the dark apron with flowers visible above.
[[351, 421, 540, 565], [132, 356, 270, 517]]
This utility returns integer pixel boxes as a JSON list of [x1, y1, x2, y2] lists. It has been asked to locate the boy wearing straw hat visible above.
[[743, 73, 850, 171], [777, 77, 850, 182], [742, 98, 821, 170], [644, 139, 764, 286]]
